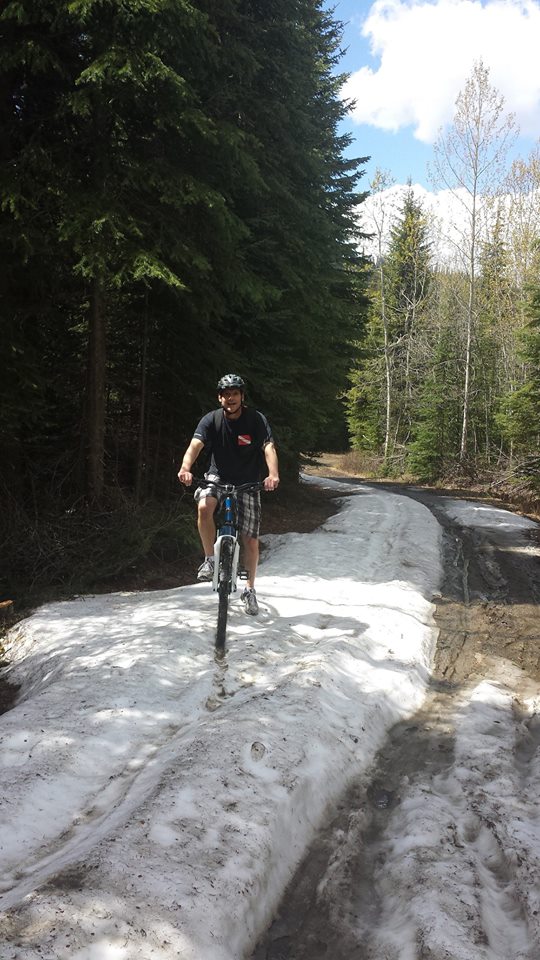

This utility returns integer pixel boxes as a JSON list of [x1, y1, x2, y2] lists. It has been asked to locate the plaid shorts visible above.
[[195, 475, 262, 539]]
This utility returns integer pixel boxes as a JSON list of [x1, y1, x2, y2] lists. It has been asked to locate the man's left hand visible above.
[[264, 476, 280, 492]]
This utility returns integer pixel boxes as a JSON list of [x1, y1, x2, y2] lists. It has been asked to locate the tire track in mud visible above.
[[252, 484, 540, 960]]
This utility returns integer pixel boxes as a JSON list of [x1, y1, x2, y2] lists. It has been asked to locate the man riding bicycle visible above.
[[178, 374, 280, 615]]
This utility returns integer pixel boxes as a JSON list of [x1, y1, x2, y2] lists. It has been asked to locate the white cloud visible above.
[[344, 0, 540, 141], [359, 180, 540, 271], [359, 182, 480, 263]]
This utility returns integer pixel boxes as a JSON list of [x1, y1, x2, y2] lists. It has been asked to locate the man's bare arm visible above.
[[178, 438, 205, 485], [263, 442, 279, 491]]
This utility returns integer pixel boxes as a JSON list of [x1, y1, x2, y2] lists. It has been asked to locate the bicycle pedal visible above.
[[238, 569, 249, 580]]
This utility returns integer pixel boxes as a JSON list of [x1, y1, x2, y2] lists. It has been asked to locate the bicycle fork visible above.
[[212, 493, 240, 592], [212, 534, 239, 591]]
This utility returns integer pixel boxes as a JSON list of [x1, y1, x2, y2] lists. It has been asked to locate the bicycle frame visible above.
[[212, 487, 241, 593], [192, 478, 263, 656]]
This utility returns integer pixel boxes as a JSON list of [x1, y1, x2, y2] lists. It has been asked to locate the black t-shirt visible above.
[[193, 407, 273, 484]]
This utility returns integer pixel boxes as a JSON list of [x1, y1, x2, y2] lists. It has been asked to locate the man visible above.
[[178, 374, 279, 615]]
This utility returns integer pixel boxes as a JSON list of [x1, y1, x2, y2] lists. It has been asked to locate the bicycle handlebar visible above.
[[186, 476, 265, 494]]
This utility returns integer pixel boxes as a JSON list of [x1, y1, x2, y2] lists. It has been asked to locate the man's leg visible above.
[[238, 491, 261, 614], [241, 534, 259, 589], [197, 496, 218, 556]]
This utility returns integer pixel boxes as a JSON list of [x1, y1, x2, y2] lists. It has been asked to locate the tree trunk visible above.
[[135, 294, 149, 504], [460, 304, 472, 461], [460, 199, 476, 462], [86, 277, 107, 502], [380, 263, 392, 462]]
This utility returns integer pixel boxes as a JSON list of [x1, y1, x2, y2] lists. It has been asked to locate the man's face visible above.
[[218, 388, 243, 416]]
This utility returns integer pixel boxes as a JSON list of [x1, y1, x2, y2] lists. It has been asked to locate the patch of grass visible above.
[[303, 451, 384, 478]]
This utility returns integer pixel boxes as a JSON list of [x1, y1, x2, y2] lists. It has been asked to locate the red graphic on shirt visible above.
[[238, 435, 252, 446]]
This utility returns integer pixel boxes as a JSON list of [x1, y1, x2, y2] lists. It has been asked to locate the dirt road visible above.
[[252, 480, 540, 960]]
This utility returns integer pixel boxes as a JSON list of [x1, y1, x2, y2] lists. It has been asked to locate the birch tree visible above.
[[430, 60, 517, 461], [361, 169, 396, 461]]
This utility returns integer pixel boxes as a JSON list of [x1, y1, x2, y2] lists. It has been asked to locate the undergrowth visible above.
[[0, 477, 341, 642], [0, 494, 199, 628]]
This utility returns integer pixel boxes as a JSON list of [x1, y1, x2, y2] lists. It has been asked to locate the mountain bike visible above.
[[194, 478, 264, 657]]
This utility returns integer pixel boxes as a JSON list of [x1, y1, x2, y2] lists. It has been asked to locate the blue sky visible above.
[[331, 0, 540, 189]]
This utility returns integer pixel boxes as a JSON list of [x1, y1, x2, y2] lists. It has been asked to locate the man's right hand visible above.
[[178, 468, 193, 486]]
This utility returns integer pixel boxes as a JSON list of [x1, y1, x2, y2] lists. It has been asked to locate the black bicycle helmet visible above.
[[217, 373, 245, 391]]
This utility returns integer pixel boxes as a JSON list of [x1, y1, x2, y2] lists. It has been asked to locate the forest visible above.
[[349, 62, 540, 493], [1, 6, 539, 607], [0, 0, 367, 602]]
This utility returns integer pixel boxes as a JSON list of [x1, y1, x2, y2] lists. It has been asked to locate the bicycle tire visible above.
[[216, 538, 233, 656]]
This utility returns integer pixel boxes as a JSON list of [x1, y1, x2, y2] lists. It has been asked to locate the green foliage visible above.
[[496, 285, 540, 452], [407, 326, 462, 480], [346, 309, 386, 451], [0, 0, 368, 588], [385, 188, 432, 327], [349, 178, 540, 483], [346, 188, 431, 460], [496, 383, 540, 450]]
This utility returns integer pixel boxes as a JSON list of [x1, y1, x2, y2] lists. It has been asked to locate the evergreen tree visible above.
[[1, 0, 368, 512], [384, 187, 432, 448], [215, 1, 367, 459], [347, 186, 431, 469], [475, 211, 516, 461], [346, 280, 387, 452], [2, 0, 256, 500], [496, 276, 540, 456], [407, 324, 462, 481]]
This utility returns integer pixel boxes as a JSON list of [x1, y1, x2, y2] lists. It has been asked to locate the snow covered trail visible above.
[[0, 480, 443, 960], [348, 675, 540, 960], [254, 669, 540, 960], [252, 482, 540, 960]]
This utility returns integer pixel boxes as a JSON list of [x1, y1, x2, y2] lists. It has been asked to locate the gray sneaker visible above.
[[241, 588, 259, 616], [197, 557, 215, 582]]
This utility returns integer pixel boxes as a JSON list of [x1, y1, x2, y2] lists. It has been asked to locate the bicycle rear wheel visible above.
[[216, 538, 233, 656]]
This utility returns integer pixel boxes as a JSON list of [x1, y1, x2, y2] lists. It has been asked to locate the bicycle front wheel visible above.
[[216, 538, 233, 656]]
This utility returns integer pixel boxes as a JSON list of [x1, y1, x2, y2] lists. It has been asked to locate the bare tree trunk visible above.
[[365, 169, 397, 464], [460, 275, 474, 460], [135, 294, 149, 504], [86, 277, 107, 502], [460, 154, 477, 463], [151, 417, 161, 499], [380, 262, 392, 462]]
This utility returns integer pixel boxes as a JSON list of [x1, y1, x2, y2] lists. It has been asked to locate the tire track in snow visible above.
[[253, 677, 538, 960], [0, 712, 208, 912]]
